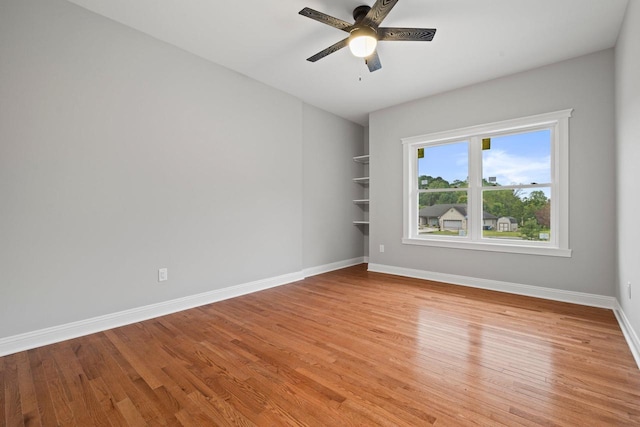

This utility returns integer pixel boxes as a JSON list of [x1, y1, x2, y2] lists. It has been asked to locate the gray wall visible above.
[[615, 1, 640, 338], [302, 104, 364, 269], [0, 0, 363, 339], [369, 49, 616, 296]]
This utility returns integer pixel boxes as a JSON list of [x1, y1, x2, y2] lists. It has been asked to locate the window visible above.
[[402, 109, 572, 257]]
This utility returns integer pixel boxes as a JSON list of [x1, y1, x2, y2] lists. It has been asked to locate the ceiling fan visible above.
[[299, 0, 436, 72]]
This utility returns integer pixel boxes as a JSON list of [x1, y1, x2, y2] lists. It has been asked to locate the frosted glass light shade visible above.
[[349, 27, 377, 58]]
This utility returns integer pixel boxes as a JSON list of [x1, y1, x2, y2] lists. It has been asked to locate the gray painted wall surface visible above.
[[302, 104, 364, 268], [0, 0, 363, 338], [615, 1, 640, 338], [369, 50, 616, 296]]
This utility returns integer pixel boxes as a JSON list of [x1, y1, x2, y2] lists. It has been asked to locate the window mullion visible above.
[[403, 142, 413, 239], [468, 136, 482, 241]]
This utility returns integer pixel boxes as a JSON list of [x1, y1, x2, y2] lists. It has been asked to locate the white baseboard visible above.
[[0, 257, 372, 357], [5, 258, 636, 369], [367, 263, 617, 309], [613, 302, 640, 369], [302, 257, 366, 277], [0, 270, 305, 357]]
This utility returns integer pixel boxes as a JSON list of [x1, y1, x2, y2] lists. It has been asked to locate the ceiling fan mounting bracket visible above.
[[353, 5, 371, 22]]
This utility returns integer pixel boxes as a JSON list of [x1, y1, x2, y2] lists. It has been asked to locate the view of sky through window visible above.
[[418, 130, 551, 197], [418, 141, 468, 184], [482, 130, 551, 186]]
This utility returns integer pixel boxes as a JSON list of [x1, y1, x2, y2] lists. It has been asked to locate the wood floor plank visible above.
[[26, 349, 59, 427], [48, 342, 105, 427], [148, 370, 218, 425], [0, 356, 5, 425], [115, 397, 147, 427], [88, 376, 131, 427], [1, 264, 640, 426], [14, 352, 41, 427], [103, 329, 164, 390], [3, 355, 24, 427], [38, 348, 76, 425]]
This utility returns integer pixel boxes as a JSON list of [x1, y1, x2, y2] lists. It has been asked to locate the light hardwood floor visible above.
[[2, 264, 639, 426]]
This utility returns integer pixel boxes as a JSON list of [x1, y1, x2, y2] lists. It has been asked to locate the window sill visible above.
[[402, 237, 572, 258]]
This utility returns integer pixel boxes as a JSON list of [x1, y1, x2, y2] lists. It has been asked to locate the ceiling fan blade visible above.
[[299, 8, 353, 32], [362, 0, 399, 27], [306, 38, 349, 62], [365, 51, 382, 72], [379, 27, 437, 41]]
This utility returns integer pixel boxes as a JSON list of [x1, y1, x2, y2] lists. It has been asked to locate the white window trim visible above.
[[402, 109, 573, 258]]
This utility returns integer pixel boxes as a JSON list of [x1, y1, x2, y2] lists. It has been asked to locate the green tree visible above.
[[522, 190, 548, 222], [528, 190, 548, 206], [418, 175, 466, 208], [520, 218, 542, 240], [483, 189, 524, 219], [451, 179, 468, 188], [535, 202, 551, 228], [418, 175, 450, 190]]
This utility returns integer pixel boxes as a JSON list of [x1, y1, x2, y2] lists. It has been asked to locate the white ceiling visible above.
[[65, 0, 628, 125]]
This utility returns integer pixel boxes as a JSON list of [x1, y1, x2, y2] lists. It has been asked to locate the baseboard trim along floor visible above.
[[0, 257, 365, 357], [2, 256, 638, 371]]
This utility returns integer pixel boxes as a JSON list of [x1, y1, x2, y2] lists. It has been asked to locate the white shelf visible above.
[[353, 153, 369, 228]]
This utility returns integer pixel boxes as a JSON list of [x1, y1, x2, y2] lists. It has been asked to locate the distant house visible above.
[[496, 216, 518, 232], [419, 204, 497, 231]]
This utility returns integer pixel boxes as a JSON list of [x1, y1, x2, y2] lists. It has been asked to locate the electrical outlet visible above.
[[158, 268, 168, 282], [379, 244, 385, 253]]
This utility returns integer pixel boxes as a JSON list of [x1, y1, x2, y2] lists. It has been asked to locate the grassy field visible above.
[[482, 230, 521, 238], [419, 229, 551, 240]]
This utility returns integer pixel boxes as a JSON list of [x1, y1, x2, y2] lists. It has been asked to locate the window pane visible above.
[[418, 192, 469, 236], [418, 142, 468, 189], [482, 188, 551, 241], [482, 130, 550, 187]]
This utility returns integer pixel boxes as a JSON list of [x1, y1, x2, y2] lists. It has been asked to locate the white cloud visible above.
[[483, 149, 550, 185]]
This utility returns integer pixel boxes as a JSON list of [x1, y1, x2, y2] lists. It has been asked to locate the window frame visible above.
[[402, 109, 572, 257]]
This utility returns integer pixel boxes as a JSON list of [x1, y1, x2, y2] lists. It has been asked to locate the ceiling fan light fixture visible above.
[[300, 1, 437, 73], [348, 26, 378, 58]]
